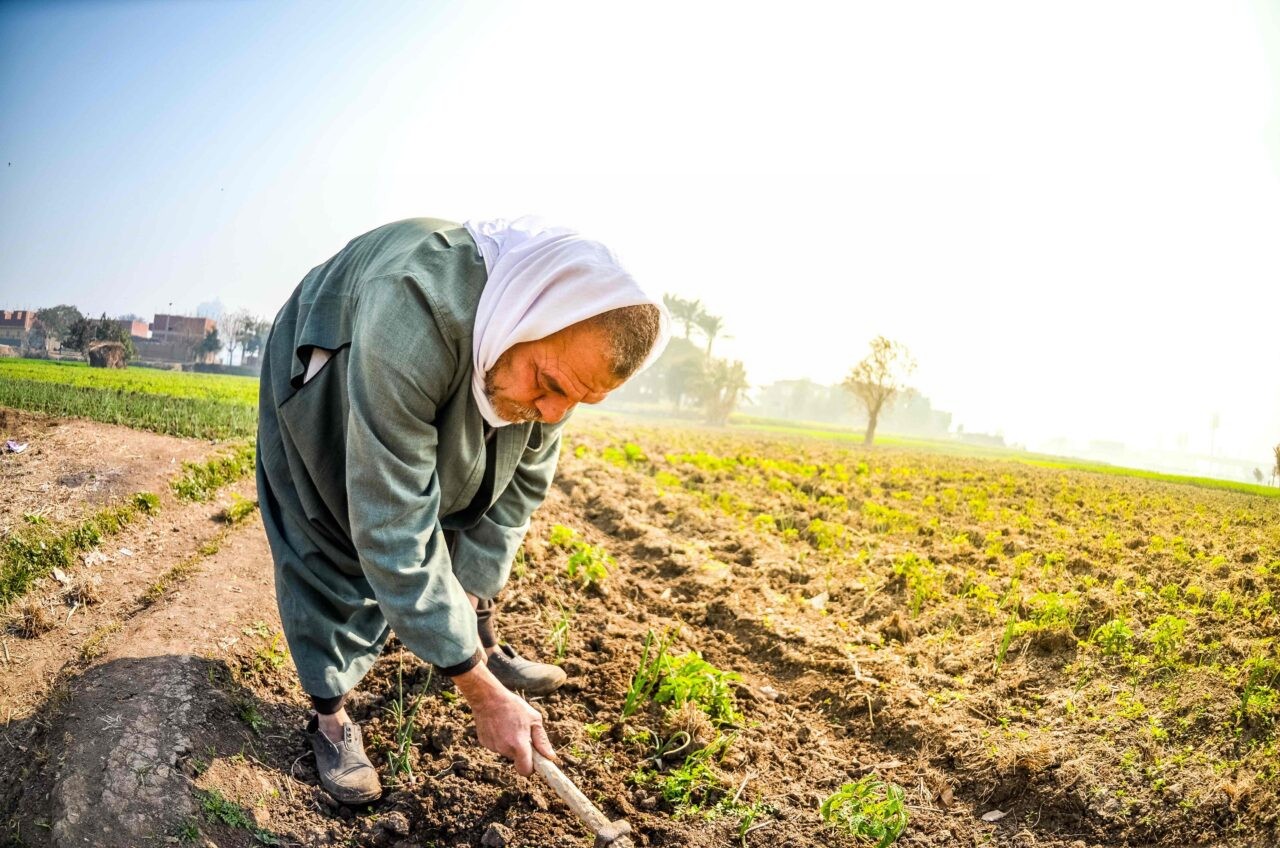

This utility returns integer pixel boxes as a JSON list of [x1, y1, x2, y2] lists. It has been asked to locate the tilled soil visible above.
[[6, 414, 1271, 847]]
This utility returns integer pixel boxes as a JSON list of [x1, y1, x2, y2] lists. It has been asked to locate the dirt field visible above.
[[2, 412, 1277, 848]]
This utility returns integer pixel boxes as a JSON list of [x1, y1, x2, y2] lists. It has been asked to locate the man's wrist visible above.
[[451, 660, 507, 707]]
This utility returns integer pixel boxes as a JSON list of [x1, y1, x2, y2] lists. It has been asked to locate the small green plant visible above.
[[583, 721, 611, 741], [222, 495, 259, 525], [633, 733, 734, 811], [177, 818, 202, 843], [546, 603, 573, 660], [548, 524, 579, 548], [235, 698, 267, 734], [566, 543, 613, 589], [1093, 617, 1134, 656], [172, 443, 256, 502], [384, 662, 424, 783], [196, 788, 278, 844], [622, 630, 673, 719], [655, 651, 742, 725], [820, 775, 909, 847]]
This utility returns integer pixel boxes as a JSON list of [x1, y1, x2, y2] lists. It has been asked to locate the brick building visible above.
[[0, 310, 37, 348]]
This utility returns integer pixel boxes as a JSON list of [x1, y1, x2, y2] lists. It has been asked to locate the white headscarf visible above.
[[463, 216, 671, 427]]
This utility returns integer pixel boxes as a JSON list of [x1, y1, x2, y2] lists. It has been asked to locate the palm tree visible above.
[[662, 294, 704, 340], [694, 312, 725, 360]]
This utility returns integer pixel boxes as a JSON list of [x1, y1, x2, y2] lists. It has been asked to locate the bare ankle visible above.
[[316, 707, 350, 742]]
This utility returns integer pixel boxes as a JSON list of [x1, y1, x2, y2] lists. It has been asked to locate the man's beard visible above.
[[484, 351, 540, 423]]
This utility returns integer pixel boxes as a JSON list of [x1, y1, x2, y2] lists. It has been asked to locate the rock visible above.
[[526, 789, 550, 811], [639, 795, 658, 810], [481, 822, 514, 847], [380, 811, 411, 836]]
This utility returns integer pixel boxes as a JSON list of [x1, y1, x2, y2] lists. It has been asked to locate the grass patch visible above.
[[0, 358, 257, 440], [0, 492, 159, 605], [195, 788, 278, 845], [172, 443, 256, 501]]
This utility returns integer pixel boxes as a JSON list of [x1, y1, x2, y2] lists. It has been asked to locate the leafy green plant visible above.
[[1093, 617, 1134, 656], [566, 543, 613, 589], [548, 524, 614, 589], [819, 775, 909, 847], [655, 651, 742, 725], [195, 789, 278, 845]]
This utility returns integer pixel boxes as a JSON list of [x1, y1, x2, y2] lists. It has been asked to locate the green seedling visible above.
[[623, 630, 673, 719], [384, 662, 424, 783], [546, 603, 573, 660], [820, 775, 909, 847]]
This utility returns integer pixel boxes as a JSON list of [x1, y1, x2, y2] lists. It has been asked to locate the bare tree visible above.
[[218, 308, 254, 365], [842, 336, 917, 446], [1273, 444, 1280, 487]]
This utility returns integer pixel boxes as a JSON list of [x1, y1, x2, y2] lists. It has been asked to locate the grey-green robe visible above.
[[255, 218, 565, 698]]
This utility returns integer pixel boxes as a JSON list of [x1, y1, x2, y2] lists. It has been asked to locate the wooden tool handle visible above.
[[532, 751, 611, 830]]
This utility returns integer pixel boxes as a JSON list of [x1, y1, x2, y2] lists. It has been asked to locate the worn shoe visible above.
[[486, 643, 567, 696], [305, 714, 382, 805]]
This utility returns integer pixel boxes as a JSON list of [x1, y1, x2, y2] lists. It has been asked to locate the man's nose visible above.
[[537, 396, 574, 424]]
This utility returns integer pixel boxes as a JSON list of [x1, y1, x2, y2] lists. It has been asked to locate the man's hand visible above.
[[452, 662, 559, 776]]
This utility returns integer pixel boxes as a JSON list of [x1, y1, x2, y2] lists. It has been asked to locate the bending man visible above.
[[255, 216, 668, 804]]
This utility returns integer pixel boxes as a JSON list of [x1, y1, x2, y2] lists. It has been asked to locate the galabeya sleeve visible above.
[[344, 274, 480, 673], [449, 421, 567, 599]]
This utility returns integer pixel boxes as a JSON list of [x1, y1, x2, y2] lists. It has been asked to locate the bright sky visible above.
[[2, 1, 1278, 462]]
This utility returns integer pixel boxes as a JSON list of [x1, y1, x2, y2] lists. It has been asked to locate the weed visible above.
[[633, 734, 734, 811], [819, 775, 909, 847], [548, 525, 614, 589], [1, 492, 159, 605]]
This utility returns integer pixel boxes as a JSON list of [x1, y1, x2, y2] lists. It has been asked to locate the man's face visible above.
[[484, 323, 624, 425]]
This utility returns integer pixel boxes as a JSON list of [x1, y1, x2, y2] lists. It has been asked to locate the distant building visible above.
[[149, 314, 215, 345], [0, 309, 37, 348], [132, 313, 218, 364], [115, 319, 151, 339]]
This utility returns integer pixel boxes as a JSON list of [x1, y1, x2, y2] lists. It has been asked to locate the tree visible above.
[[237, 318, 270, 364], [197, 328, 223, 360], [218, 308, 254, 365], [696, 358, 749, 426], [694, 312, 725, 360], [1273, 444, 1280, 487], [663, 294, 705, 340], [842, 336, 917, 446], [35, 304, 83, 343], [1254, 468, 1265, 485]]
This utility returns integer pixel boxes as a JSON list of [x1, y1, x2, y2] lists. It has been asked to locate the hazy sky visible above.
[[2, 1, 1278, 461]]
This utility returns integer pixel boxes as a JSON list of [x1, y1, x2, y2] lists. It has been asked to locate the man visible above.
[[255, 216, 667, 804]]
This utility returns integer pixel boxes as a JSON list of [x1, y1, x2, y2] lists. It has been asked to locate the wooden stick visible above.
[[532, 751, 634, 847]]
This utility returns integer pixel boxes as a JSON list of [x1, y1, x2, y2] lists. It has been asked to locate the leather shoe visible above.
[[306, 714, 382, 805], [486, 643, 567, 696]]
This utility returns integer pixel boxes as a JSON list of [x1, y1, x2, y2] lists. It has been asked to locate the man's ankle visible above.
[[316, 707, 350, 743]]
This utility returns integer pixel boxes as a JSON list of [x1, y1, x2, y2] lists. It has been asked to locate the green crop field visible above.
[[0, 358, 258, 440]]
